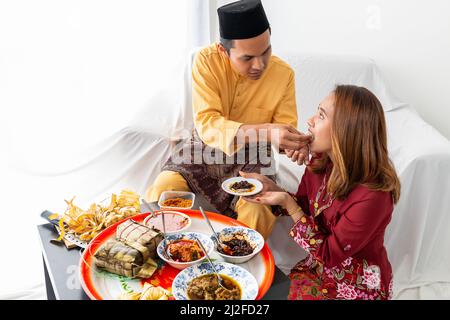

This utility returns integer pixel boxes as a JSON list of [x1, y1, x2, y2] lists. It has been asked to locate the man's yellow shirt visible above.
[[192, 43, 298, 156]]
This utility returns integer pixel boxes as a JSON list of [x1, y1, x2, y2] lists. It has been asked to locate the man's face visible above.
[[222, 29, 272, 80]]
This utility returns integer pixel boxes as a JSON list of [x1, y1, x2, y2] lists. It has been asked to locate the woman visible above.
[[241, 85, 400, 300]]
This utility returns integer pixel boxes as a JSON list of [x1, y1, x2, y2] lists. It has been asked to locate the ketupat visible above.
[[94, 220, 163, 278]]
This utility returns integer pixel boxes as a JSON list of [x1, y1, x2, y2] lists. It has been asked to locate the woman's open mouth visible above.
[[307, 129, 315, 142]]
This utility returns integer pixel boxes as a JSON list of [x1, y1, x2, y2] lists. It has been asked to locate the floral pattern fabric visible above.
[[288, 216, 393, 300]]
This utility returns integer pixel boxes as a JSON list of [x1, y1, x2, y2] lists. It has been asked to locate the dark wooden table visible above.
[[37, 197, 290, 300]]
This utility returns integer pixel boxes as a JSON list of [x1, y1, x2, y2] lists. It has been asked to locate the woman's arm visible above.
[[270, 170, 311, 217], [244, 191, 305, 220], [282, 195, 305, 223]]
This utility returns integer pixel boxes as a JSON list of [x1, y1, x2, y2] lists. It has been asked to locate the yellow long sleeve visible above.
[[191, 43, 298, 156]]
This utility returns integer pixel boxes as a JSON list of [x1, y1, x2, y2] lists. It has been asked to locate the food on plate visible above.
[[166, 239, 205, 262], [157, 232, 214, 269], [139, 283, 170, 300], [117, 283, 171, 300], [217, 232, 254, 256], [229, 180, 256, 193], [187, 274, 241, 300], [160, 197, 193, 208], [144, 211, 190, 233], [56, 189, 141, 242], [222, 178, 262, 196], [94, 239, 158, 278], [94, 220, 163, 278], [117, 291, 142, 300]]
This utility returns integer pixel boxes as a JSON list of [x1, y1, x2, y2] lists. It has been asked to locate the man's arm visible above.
[[192, 52, 243, 156], [236, 69, 310, 153], [271, 69, 310, 160], [236, 123, 311, 151], [193, 52, 309, 156]]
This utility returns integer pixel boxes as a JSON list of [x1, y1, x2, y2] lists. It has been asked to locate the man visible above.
[[146, 0, 310, 239]]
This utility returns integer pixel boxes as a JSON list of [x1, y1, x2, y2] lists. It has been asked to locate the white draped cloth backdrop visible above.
[[0, 0, 213, 299]]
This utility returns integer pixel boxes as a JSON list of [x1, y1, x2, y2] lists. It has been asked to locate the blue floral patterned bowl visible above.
[[156, 232, 214, 270], [172, 261, 259, 300], [212, 226, 264, 264]]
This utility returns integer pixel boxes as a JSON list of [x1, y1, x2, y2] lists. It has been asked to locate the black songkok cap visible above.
[[218, 0, 270, 40]]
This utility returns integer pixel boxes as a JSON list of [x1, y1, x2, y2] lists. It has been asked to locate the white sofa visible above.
[[267, 52, 450, 300], [79, 51, 450, 299]]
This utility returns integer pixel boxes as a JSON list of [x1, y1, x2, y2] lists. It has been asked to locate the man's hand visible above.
[[268, 124, 312, 152]]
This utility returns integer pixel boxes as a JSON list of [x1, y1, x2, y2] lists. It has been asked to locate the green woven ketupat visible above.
[[94, 220, 163, 278]]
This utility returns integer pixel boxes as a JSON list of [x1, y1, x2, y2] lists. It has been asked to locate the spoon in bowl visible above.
[[141, 198, 157, 219], [194, 236, 228, 291], [141, 199, 173, 260], [160, 209, 175, 260], [199, 206, 231, 254]]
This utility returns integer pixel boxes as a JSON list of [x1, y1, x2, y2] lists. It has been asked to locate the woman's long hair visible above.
[[310, 85, 401, 203]]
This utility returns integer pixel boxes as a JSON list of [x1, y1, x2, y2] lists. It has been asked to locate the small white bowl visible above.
[[213, 226, 264, 264], [143, 210, 191, 234], [158, 191, 195, 210], [157, 232, 214, 270]]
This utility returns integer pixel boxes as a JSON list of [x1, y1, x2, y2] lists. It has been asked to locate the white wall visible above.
[[216, 0, 450, 140], [265, 0, 450, 140], [0, 0, 190, 298], [0, 0, 188, 164]]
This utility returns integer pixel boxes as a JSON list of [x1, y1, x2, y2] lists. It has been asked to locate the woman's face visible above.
[[308, 93, 335, 154]]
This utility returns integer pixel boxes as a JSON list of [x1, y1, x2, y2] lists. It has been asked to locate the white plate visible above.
[[221, 177, 263, 196], [79, 210, 275, 300]]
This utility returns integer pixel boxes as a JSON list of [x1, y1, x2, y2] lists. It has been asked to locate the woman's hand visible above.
[[285, 146, 310, 166], [243, 191, 304, 222], [242, 191, 289, 207], [239, 171, 284, 193]]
